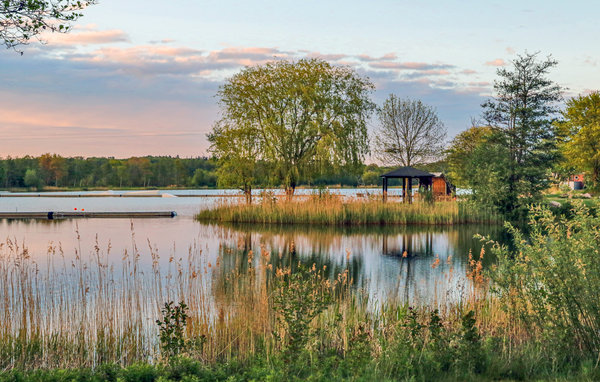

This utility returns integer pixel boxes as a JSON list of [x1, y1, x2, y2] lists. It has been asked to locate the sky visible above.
[[1, 0, 599, 158]]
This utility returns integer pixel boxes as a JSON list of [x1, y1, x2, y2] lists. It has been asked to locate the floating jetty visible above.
[[0, 211, 177, 219], [0, 193, 242, 198]]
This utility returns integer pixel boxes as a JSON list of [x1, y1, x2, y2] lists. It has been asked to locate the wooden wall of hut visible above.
[[432, 177, 448, 196]]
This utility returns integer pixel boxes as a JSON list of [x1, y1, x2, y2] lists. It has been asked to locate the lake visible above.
[[0, 189, 505, 351], [0, 189, 502, 302]]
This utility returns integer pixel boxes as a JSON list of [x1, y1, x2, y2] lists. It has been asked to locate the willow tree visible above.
[[1, 0, 96, 51], [214, 58, 375, 196], [208, 121, 261, 204]]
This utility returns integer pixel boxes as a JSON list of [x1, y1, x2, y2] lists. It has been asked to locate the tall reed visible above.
[[196, 195, 500, 225], [0, 227, 511, 371]]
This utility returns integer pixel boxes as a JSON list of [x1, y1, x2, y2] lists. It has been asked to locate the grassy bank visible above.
[[196, 196, 500, 225]]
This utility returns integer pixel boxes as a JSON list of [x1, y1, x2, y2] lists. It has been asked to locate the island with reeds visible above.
[[196, 195, 500, 225]]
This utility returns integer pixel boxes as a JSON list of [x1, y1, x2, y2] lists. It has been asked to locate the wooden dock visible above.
[[0, 211, 177, 219], [0, 193, 243, 198]]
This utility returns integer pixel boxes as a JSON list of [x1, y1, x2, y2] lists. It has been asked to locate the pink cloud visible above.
[[370, 61, 453, 71], [485, 59, 506, 67], [356, 53, 397, 62], [46, 29, 130, 46], [420, 69, 451, 76]]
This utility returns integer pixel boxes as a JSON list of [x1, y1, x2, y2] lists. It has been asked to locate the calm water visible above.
[[0, 189, 504, 305]]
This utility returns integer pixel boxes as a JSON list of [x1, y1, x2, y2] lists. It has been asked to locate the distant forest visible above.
[[0, 154, 445, 190]]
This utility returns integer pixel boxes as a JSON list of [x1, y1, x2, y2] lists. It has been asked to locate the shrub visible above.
[[156, 301, 189, 358], [490, 203, 600, 359], [272, 265, 332, 363]]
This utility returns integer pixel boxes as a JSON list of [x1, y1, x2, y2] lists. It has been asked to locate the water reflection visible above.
[[213, 223, 503, 305], [0, 207, 504, 307]]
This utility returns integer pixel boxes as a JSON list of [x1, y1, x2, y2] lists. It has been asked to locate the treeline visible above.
[[0, 155, 416, 190], [0, 155, 218, 189]]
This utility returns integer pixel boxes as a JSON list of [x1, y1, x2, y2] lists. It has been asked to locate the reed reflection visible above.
[[215, 223, 502, 305]]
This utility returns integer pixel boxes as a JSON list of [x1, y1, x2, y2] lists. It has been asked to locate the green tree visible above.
[[208, 121, 261, 203], [214, 58, 375, 196], [557, 92, 600, 188], [374, 95, 446, 167], [361, 164, 381, 186], [23, 168, 41, 189], [1, 0, 96, 51], [445, 125, 493, 188], [38, 153, 66, 187], [480, 52, 562, 220]]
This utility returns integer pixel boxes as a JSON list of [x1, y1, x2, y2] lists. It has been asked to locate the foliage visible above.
[[557, 91, 600, 188], [479, 52, 563, 221], [272, 265, 332, 362], [360, 166, 381, 186], [0, 155, 417, 190], [462, 134, 514, 214], [0, 155, 218, 189], [156, 301, 189, 358], [213, 58, 375, 195], [22, 168, 41, 189], [0, 0, 96, 51], [374, 95, 447, 167], [419, 187, 434, 205], [490, 203, 600, 358], [445, 125, 493, 188], [208, 121, 262, 203]]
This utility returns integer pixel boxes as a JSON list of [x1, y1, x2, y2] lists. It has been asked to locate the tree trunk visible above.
[[285, 182, 296, 201], [244, 185, 252, 205]]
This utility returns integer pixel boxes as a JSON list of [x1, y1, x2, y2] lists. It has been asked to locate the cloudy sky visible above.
[[1, 0, 599, 158]]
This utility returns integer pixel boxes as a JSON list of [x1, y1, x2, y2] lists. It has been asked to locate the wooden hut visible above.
[[380, 167, 434, 202], [430, 172, 454, 197]]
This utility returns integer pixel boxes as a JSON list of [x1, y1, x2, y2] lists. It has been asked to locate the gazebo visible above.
[[381, 166, 434, 202]]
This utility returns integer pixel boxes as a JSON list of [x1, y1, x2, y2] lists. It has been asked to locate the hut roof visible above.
[[380, 166, 434, 178]]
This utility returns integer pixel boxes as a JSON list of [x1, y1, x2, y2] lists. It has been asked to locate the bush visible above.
[[490, 203, 600, 359], [156, 301, 189, 358], [272, 265, 332, 364]]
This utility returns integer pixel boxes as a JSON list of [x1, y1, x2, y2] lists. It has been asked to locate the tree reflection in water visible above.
[[213, 223, 504, 306]]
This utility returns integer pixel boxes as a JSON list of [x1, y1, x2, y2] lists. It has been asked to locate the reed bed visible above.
[[196, 195, 500, 225], [0, 228, 519, 374]]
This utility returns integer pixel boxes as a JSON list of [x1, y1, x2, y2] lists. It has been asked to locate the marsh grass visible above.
[[196, 196, 500, 225]]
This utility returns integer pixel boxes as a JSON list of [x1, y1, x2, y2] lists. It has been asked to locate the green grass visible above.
[[544, 196, 599, 208], [196, 197, 500, 226]]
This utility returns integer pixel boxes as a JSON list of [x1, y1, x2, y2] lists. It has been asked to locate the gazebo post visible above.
[[379, 167, 436, 205], [382, 177, 388, 202]]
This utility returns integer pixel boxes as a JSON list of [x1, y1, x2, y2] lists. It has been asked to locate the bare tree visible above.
[[374, 95, 446, 167]]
